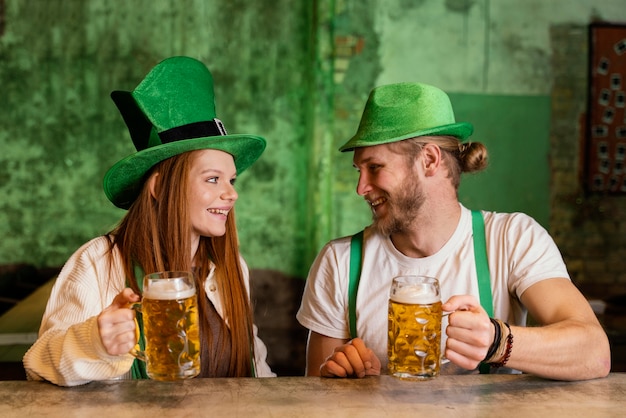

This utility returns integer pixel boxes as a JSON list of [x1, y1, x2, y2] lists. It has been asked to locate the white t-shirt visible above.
[[296, 205, 570, 372]]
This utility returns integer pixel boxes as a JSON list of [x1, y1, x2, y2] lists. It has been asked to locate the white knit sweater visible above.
[[23, 236, 275, 386]]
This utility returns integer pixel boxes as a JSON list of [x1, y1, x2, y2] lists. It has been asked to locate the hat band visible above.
[[159, 118, 228, 144]]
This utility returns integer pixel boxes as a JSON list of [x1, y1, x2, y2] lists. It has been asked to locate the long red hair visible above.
[[107, 151, 255, 377]]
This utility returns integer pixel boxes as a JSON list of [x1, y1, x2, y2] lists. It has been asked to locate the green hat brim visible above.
[[339, 122, 473, 152], [103, 134, 265, 210]]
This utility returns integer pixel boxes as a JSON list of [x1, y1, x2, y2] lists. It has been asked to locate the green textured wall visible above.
[[0, 0, 313, 277], [1, 0, 623, 280], [317, 0, 621, 249], [455, 94, 551, 226]]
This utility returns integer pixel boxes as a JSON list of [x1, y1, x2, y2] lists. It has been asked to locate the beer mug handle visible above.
[[440, 311, 454, 365], [129, 302, 147, 362]]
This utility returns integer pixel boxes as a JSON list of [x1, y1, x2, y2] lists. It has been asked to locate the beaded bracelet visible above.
[[489, 322, 513, 368]]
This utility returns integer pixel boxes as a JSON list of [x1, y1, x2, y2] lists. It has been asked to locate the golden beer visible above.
[[388, 275, 442, 380], [132, 272, 201, 381]]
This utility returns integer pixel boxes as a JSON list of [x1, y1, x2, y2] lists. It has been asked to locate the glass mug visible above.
[[387, 275, 442, 380], [130, 271, 201, 381]]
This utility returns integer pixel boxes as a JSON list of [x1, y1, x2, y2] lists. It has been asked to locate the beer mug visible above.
[[131, 271, 201, 380], [388, 275, 442, 380]]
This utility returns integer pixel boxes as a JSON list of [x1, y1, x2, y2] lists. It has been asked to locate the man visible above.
[[296, 82, 611, 381]]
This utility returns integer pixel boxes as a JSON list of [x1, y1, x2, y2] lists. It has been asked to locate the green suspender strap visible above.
[[348, 230, 364, 339], [348, 210, 494, 374], [471, 210, 494, 374], [129, 264, 148, 379]]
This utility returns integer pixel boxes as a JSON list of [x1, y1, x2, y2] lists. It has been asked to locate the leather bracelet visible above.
[[489, 322, 513, 368], [482, 318, 501, 362]]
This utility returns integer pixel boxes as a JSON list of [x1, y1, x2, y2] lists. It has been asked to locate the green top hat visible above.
[[103, 56, 266, 209], [339, 82, 473, 152]]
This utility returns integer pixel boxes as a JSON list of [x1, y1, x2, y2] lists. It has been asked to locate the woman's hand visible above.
[[97, 288, 140, 356]]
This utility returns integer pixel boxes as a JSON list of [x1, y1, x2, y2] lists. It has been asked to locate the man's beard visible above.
[[372, 174, 424, 236]]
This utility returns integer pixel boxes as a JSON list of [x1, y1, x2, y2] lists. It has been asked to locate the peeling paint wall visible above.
[[0, 0, 313, 276], [1, 0, 625, 283], [374, 0, 626, 95], [328, 0, 626, 241]]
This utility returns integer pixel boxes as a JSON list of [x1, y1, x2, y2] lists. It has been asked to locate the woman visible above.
[[23, 56, 274, 386]]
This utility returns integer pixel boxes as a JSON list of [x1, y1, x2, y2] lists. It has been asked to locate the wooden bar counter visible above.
[[1, 373, 624, 417]]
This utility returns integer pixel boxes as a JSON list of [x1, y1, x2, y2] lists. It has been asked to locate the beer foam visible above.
[[144, 280, 195, 300], [391, 286, 439, 305]]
